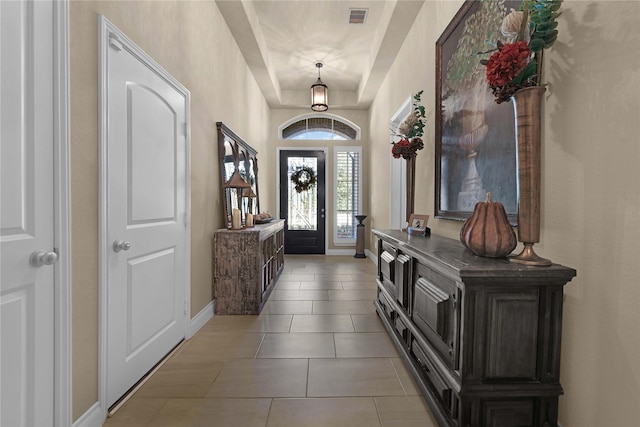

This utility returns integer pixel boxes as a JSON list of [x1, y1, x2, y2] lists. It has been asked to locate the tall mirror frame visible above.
[[217, 122, 260, 225]]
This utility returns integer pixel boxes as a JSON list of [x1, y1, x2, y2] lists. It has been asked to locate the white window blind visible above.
[[334, 147, 362, 244]]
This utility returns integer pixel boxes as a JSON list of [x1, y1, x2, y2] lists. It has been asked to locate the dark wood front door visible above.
[[279, 150, 326, 254]]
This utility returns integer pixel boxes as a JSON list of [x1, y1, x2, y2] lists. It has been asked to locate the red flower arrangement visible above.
[[391, 90, 427, 159], [486, 41, 531, 87], [481, 0, 563, 104], [391, 138, 424, 159]]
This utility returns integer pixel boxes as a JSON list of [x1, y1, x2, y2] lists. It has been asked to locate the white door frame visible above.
[[389, 96, 412, 229], [97, 15, 191, 418], [53, 1, 72, 425]]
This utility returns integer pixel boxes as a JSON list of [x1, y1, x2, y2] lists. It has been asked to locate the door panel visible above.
[[279, 150, 325, 254], [128, 84, 177, 223], [1, 1, 55, 425], [127, 248, 177, 354], [104, 22, 187, 407]]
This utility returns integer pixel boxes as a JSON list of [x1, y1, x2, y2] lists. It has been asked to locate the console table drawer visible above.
[[378, 289, 395, 321], [411, 339, 452, 412]]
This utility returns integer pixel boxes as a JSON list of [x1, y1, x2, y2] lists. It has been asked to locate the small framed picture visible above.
[[408, 214, 429, 229]]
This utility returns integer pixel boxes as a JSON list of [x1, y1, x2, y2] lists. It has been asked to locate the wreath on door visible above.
[[290, 166, 317, 193]]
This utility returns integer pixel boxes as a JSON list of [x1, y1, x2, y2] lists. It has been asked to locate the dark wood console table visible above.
[[213, 219, 284, 314], [373, 229, 576, 427]]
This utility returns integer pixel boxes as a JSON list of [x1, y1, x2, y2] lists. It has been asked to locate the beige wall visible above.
[[367, 1, 640, 426], [268, 109, 370, 251], [69, 1, 271, 420]]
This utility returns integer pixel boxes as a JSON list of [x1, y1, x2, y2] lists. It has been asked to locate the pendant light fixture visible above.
[[310, 62, 328, 111]]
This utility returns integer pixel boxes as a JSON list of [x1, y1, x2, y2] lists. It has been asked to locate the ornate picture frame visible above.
[[435, 0, 520, 224]]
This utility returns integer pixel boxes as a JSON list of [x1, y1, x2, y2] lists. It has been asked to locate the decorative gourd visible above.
[[460, 192, 517, 258]]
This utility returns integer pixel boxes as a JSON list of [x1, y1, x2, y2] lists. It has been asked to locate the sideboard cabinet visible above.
[[213, 219, 284, 314], [373, 229, 576, 427]]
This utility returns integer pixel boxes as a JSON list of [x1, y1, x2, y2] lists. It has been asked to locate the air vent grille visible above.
[[348, 9, 368, 24]]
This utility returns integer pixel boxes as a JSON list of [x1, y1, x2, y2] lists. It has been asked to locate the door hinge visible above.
[[108, 33, 123, 51], [184, 301, 188, 316], [183, 122, 188, 137], [183, 213, 189, 227]]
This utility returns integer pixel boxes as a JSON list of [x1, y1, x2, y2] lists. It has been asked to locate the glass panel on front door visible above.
[[287, 156, 317, 231]]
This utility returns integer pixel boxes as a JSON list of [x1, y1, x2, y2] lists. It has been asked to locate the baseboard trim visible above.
[[189, 299, 215, 338], [73, 402, 104, 427], [325, 248, 356, 256], [365, 249, 376, 264]]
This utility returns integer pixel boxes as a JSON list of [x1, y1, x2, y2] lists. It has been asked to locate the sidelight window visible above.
[[334, 146, 362, 244]]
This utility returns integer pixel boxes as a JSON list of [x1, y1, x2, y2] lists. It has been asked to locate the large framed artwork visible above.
[[435, 0, 520, 223]]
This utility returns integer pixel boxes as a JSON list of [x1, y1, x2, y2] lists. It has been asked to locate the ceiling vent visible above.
[[348, 9, 368, 24]]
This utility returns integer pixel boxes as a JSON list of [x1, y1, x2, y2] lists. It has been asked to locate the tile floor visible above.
[[103, 255, 438, 427]]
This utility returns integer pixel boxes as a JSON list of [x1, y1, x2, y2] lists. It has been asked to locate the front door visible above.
[[279, 150, 326, 254], [1, 1, 55, 424], [102, 18, 188, 408]]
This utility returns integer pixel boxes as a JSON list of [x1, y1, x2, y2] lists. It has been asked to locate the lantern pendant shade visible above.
[[311, 63, 328, 111]]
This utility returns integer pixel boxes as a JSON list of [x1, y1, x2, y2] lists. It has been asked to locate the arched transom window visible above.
[[280, 115, 360, 140]]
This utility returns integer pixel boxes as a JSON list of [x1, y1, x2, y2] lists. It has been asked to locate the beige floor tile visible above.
[[206, 359, 308, 398], [103, 397, 168, 427], [191, 398, 272, 427], [314, 274, 355, 282], [351, 314, 386, 332], [175, 331, 264, 361], [281, 289, 330, 300], [334, 332, 399, 358], [290, 314, 355, 333], [260, 300, 313, 314], [198, 315, 292, 333], [278, 274, 315, 282], [144, 398, 202, 426], [329, 289, 378, 301], [135, 360, 224, 398], [267, 398, 381, 427], [268, 289, 285, 300], [307, 358, 405, 397], [312, 300, 376, 315], [374, 396, 438, 427], [275, 281, 301, 290], [299, 281, 343, 290], [390, 358, 421, 396], [197, 315, 235, 333], [257, 332, 336, 358], [342, 281, 378, 290]]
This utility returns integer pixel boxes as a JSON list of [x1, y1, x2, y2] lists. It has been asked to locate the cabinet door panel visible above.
[[481, 399, 534, 427], [484, 291, 539, 379], [379, 250, 395, 291], [395, 253, 411, 311], [412, 262, 458, 367]]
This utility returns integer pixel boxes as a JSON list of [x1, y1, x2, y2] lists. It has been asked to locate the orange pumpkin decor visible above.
[[460, 192, 517, 258]]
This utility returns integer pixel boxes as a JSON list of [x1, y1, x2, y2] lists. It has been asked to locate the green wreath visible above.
[[290, 166, 317, 193]]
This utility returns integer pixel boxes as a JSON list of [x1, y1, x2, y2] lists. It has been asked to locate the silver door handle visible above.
[[30, 250, 58, 267], [113, 240, 132, 252]]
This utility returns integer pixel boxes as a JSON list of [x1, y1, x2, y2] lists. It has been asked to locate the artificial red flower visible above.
[[391, 139, 410, 158], [485, 41, 531, 88], [391, 138, 423, 159]]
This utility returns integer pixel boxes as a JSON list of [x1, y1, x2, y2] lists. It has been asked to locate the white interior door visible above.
[[102, 19, 189, 408], [1, 1, 55, 425]]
